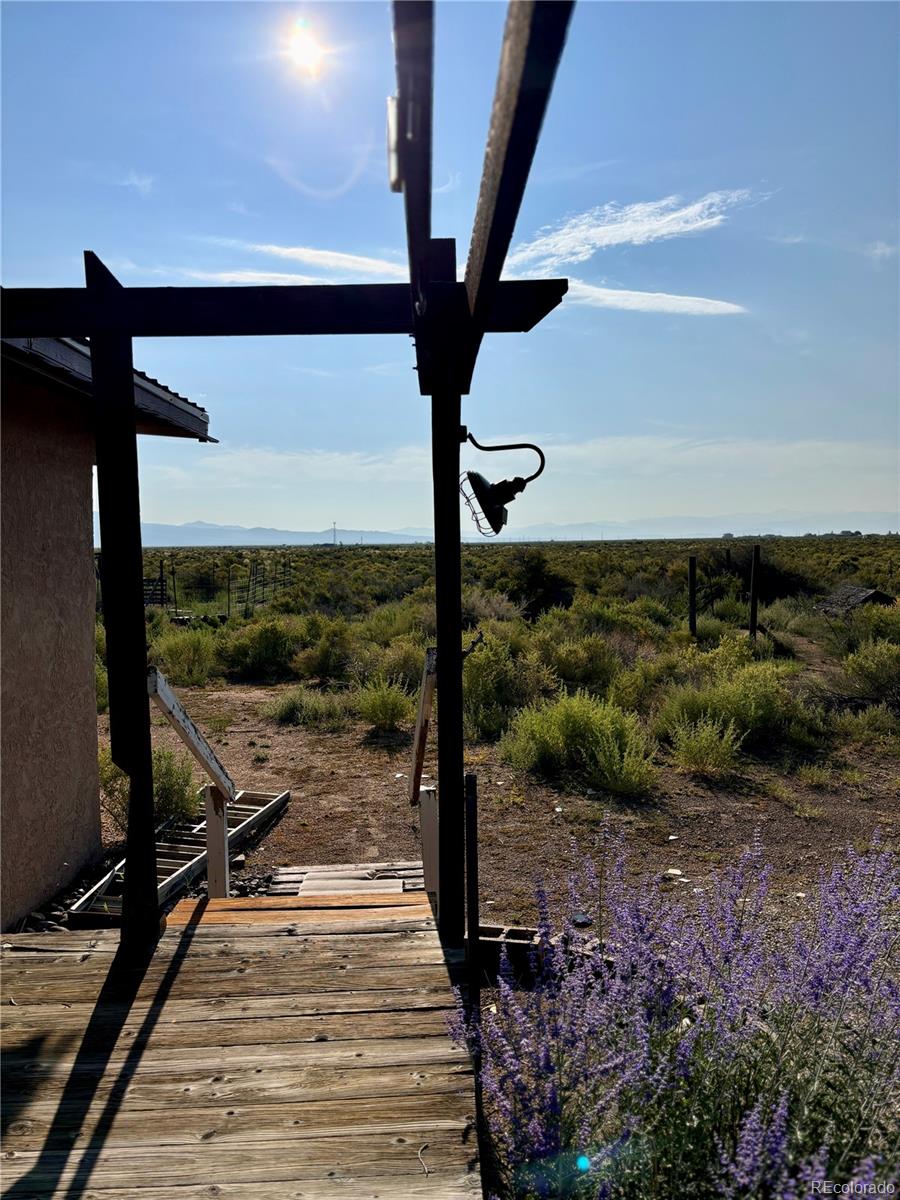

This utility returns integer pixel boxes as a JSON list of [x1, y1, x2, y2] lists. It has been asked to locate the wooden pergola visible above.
[[1, 0, 573, 954]]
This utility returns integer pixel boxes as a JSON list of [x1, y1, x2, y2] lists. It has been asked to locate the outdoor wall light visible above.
[[459, 430, 546, 536]]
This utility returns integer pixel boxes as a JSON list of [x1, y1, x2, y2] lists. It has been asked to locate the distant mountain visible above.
[[93, 511, 898, 548], [93, 516, 430, 547]]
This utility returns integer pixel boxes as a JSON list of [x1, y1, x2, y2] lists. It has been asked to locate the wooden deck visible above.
[[0, 888, 481, 1198]]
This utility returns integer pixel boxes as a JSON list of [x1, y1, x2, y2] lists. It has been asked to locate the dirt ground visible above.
[[98, 679, 900, 928]]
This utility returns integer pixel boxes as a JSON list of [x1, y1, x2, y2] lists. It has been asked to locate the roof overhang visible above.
[[1, 336, 212, 441]]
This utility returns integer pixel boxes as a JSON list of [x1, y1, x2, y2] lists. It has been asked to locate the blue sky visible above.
[[3, 1, 898, 533]]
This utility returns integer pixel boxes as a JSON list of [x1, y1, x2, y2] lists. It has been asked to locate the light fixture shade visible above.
[[466, 471, 509, 535]]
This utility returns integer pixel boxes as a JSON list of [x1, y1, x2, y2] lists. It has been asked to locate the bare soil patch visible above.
[[99, 682, 900, 927]]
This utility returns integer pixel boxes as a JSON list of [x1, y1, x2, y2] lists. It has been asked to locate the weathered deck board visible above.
[[0, 891, 480, 1198]]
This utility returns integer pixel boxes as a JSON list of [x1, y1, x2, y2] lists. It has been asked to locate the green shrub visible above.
[[795, 763, 832, 789], [711, 595, 747, 625], [95, 620, 106, 663], [463, 640, 557, 741], [502, 692, 657, 796], [833, 703, 900, 749], [264, 686, 350, 732], [533, 632, 620, 695], [376, 635, 429, 692], [150, 627, 218, 686], [670, 717, 743, 777], [843, 640, 900, 710], [693, 615, 729, 647], [219, 617, 305, 681], [292, 619, 356, 682], [656, 662, 799, 751], [355, 678, 415, 731], [95, 658, 109, 714], [460, 586, 520, 627], [99, 746, 197, 834]]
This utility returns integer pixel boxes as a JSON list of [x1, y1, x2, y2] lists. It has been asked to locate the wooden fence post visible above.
[[420, 785, 439, 909], [688, 555, 697, 637], [749, 543, 761, 641], [204, 784, 230, 899]]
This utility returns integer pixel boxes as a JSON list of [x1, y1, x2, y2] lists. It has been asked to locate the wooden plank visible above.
[[298, 879, 405, 895], [274, 861, 424, 874], [171, 893, 427, 913], [164, 906, 431, 927], [409, 647, 436, 803], [148, 667, 235, 799], [3, 1091, 474, 1154], [3, 1176, 481, 1199], [204, 784, 230, 897], [1, 1058, 472, 1113], [0, 1007, 454, 1056], [0, 1128, 477, 1191]]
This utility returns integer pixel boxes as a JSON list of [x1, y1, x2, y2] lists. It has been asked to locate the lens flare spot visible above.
[[576, 1154, 591, 1173], [288, 20, 325, 79]]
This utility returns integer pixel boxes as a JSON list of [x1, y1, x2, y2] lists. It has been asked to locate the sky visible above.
[[2, 1, 898, 535]]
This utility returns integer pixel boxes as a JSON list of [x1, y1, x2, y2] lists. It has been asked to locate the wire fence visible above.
[[95, 553, 296, 618]]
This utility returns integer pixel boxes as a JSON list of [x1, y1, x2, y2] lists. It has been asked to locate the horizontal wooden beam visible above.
[[1, 283, 416, 339], [463, 1, 574, 372], [1, 279, 564, 343]]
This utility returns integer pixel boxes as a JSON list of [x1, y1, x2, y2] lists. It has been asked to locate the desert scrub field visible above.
[[114, 537, 900, 793]]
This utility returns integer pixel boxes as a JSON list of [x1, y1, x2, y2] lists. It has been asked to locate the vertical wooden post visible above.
[[419, 785, 439, 904], [86, 251, 159, 952], [688, 555, 698, 637], [465, 773, 480, 1010], [204, 784, 230, 898], [226, 563, 232, 620], [749, 543, 761, 641], [431, 387, 465, 947], [725, 546, 732, 572], [171, 556, 178, 615]]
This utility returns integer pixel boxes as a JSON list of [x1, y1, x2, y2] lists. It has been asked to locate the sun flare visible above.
[[288, 19, 326, 79]]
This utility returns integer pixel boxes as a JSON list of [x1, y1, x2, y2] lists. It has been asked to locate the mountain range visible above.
[[93, 512, 898, 547]]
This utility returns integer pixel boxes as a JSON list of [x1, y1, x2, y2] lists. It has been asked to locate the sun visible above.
[[288, 19, 326, 80]]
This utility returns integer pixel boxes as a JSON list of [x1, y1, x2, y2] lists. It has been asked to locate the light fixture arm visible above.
[[464, 432, 546, 484]]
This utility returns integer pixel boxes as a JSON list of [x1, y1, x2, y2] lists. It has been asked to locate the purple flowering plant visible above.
[[455, 830, 899, 1198]]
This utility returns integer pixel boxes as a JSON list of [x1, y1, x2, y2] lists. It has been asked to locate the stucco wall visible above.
[[1, 369, 101, 929]]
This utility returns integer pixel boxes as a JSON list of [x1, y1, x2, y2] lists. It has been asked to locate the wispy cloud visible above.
[[508, 190, 752, 273], [226, 200, 255, 217], [143, 434, 896, 529], [179, 268, 324, 286], [567, 277, 745, 316], [865, 240, 897, 264], [533, 160, 620, 185], [200, 237, 407, 281], [115, 169, 155, 196]]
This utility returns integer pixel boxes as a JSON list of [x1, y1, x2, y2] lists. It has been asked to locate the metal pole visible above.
[[749, 543, 761, 641], [86, 252, 159, 952], [688, 555, 697, 637], [431, 391, 465, 947]]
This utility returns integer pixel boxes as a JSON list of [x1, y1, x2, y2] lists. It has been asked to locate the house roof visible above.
[[1, 335, 213, 442], [815, 583, 895, 617]]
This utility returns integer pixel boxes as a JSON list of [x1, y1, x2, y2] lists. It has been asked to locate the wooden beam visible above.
[[1, 283, 415, 339], [463, 1, 574, 372], [1, 280, 560, 344], [409, 648, 437, 804], [392, 0, 433, 310], [87, 251, 160, 952], [147, 666, 236, 801]]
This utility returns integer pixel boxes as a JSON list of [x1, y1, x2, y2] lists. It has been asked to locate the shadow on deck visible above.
[[1, 887, 480, 1199]]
